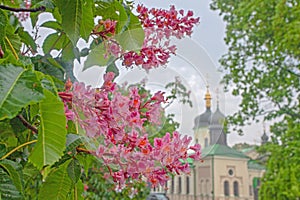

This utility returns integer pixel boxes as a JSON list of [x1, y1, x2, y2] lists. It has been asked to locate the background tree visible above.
[[211, 0, 300, 199]]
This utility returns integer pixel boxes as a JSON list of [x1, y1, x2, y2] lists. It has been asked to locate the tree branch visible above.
[[0, 5, 45, 12], [17, 115, 38, 134]]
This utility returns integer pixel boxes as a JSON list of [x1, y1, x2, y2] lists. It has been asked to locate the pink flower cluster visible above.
[[121, 5, 200, 70], [92, 5, 199, 71], [59, 72, 201, 188], [15, 0, 31, 21]]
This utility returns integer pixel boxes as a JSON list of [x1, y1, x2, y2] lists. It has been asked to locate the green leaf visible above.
[[114, 27, 144, 51], [38, 160, 73, 200], [23, 163, 39, 187], [42, 32, 66, 55], [52, 7, 62, 23], [0, 160, 23, 195], [4, 26, 21, 54], [0, 168, 22, 200], [106, 60, 119, 78], [0, 144, 6, 158], [70, 179, 84, 200], [0, 65, 44, 120], [112, 1, 128, 33], [67, 159, 81, 184], [33, 56, 65, 83], [80, 0, 94, 41], [66, 134, 82, 152], [60, 0, 82, 46], [114, 10, 144, 50], [0, 10, 8, 42], [40, 20, 62, 31], [16, 27, 37, 52], [62, 40, 76, 62], [29, 89, 67, 170], [83, 43, 109, 70], [76, 154, 96, 176]]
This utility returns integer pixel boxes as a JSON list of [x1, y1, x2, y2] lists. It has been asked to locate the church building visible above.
[[155, 86, 266, 200]]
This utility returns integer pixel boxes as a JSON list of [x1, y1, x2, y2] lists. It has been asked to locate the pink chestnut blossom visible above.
[[59, 72, 201, 188]]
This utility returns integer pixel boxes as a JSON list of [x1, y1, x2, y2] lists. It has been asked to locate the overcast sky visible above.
[[72, 0, 267, 146]]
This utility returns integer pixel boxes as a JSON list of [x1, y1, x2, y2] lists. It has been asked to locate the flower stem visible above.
[[5, 36, 19, 60], [0, 140, 37, 160]]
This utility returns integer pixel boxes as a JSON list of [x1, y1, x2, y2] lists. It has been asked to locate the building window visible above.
[[165, 182, 167, 192], [228, 169, 234, 176], [171, 177, 174, 194], [234, 181, 239, 197], [204, 138, 208, 147], [206, 179, 209, 194], [249, 185, 253, 196], [178, 177, 182, 194], [186, 176, 190, 194], [224, 181, 229, 196], [200, 180, 204, 194]]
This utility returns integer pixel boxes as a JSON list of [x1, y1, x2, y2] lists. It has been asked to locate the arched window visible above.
[[186, 176, 190, 194], [234, 181, 239, 197], [165, 181, 168, 192], [206, 179, 209, 194], [178, 177, 182, 194], [204, 138, 209, 147], [171, 177, 174, 194], [224, 181, 229, 196], [200, 180, 204, 194]]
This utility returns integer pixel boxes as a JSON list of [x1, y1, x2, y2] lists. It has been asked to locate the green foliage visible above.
[[0, 160, 24, 197], [211, 0, 300, 198], [59, 0, 82, 46], [80, 0, 94, 42], [83, 43, 109, 70], [0, 9, 8, 43], [211, 0, 300, 130], [114, 28, 145, 51], [29, 89, 67, 170], [259, 117, 300, 199], [0, 65, 44, 120], [0, 167, 23, 200], [67, 159, 81, 184], [38, 160, 74, 200]]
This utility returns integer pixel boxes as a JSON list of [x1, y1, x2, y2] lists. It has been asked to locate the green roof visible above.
[[202, 144, 249, 159], [248, 160, 265, 170], [240, 146, 256, 153]]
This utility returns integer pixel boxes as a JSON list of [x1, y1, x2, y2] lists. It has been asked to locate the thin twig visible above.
[[76, 147, 94, 155], [5, 36, 19, 60], [0, 140, 37, 160], [17, 115, 38, 134], [0, 5, 45, 12]]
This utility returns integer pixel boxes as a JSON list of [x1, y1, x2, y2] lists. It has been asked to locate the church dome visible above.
[[194, 86, 212, 129], [211, 107, 225, 125], [194, 109, 212, 129]]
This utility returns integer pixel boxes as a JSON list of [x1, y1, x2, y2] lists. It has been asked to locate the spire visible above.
[[216, 88, 220, 110], [204, 84, 212, 109], [261, 123, 269, 145]]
